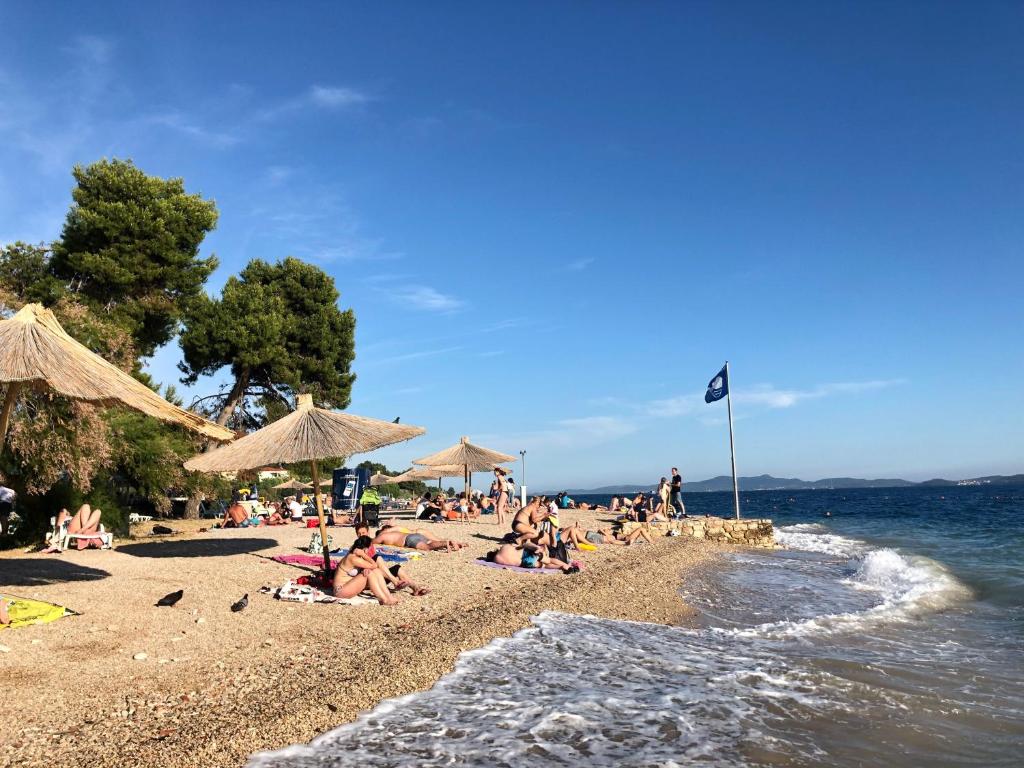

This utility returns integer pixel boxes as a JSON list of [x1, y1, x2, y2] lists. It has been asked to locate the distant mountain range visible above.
[[545, 473, 1024, 495]]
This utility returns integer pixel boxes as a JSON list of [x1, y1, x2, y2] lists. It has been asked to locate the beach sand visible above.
[[1, 510, 721, 768]]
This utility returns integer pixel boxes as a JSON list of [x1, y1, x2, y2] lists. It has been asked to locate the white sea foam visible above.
[[742, 527, 972, 639], [775, 524, 868, 557]]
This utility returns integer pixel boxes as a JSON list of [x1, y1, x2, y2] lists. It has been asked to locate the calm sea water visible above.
[[250, 485, 1023, 767]]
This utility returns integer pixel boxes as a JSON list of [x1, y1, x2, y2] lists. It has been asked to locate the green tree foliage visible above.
[[0, 242, 64, 305], [50, 159, 219, 357], [179, 257, 356, 427]]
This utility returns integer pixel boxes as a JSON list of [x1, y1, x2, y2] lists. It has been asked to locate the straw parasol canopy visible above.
[[272, 478, 312, 491], [389, 464, 465, 488], [413, 436, 515, 501], [368, 472, 394, 486], [185, 394, 425, 569], [0, 303, 234, 446]]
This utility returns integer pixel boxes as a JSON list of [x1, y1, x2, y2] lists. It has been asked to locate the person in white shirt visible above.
[[287, 497, 304, 521]]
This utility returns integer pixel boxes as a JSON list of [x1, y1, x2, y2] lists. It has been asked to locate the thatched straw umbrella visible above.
[[389, 464, 465, 489], [272, 478, 313, 491], [0, 303, 234, 447], [413, 437, 515, 502], [185, 394, 425, 570], [368, 472, 394, 486]]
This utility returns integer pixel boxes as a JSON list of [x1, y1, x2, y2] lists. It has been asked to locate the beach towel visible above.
[[0, 595, 70, 629], [275, 580, 375, 605], [474, 560, 564, 575]]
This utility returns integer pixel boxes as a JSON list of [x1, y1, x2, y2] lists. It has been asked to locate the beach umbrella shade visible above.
[[184, 394, 425, 570], [413, 436, 515, 503], [368, 472, 394, 486], [0, 303, 234, 447], [272, 478, 313, 491], [389, 464, 465, 489]]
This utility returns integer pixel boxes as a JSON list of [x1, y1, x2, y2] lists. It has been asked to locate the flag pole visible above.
[[725, 361, 740, 519]]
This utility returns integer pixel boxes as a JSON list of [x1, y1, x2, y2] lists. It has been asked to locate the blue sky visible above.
[[1, 2, 1021, 488]]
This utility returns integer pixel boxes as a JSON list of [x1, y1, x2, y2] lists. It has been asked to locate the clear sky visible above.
[[1, 2, 1021, 489]]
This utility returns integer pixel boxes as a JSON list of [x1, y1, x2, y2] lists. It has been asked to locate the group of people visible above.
[[330, 521, 468, 602], [607, 467, 688, 523]]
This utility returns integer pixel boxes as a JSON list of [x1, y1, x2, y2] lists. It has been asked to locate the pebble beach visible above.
[[0, 511, 720, 768]]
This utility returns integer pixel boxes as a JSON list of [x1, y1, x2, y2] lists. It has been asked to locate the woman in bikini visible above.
[[332, 536, 399, 605], [563, 520, 654, 547], [494, 469, 509, 528], [483, 542, 578, 573]]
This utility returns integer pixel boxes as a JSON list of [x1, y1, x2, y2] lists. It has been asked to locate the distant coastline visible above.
[[543, 473, 1024, 496]]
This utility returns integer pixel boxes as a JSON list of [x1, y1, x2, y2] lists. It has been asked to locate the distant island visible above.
[[544, 473, 1024, 495]]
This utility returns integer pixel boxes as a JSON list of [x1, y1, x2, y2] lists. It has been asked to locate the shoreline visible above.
[[2, 514, 722, 768]]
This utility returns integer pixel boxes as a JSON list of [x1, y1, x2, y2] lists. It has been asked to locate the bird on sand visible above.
[[230, 594, 248, 612], [156, 589, 183, 607]]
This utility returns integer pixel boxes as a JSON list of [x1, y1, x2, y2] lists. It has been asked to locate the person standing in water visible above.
[[670, 467, 686, 517]]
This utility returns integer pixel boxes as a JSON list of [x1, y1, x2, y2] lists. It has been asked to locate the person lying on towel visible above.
[[373, 524, 466, 552]]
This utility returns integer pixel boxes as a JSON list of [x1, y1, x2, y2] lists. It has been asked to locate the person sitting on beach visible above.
[[44, 504, 109, 550], [265, 502, 289, 526], [353, 523, 431, 596], [483, 542, 578, 573], [286, 496, 305, 522], [332, 536, 399, 605], [221, 501, 264, 528], [511, 498, 544, 544], [373, 524, 466, 552], [609, 496, 622, 513]]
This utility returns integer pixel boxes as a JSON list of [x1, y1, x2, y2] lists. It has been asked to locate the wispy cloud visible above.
[[362, 346, 463, 367], [736, 379, 906, 409], [477, 415, 638, 452], [647, 378, 906, 416], [255, 84, 370, 122], [309, 85, 369, 108], [143, 112, 240, 148], [565, 257, 594, 272], [390, 285, 464, 313]]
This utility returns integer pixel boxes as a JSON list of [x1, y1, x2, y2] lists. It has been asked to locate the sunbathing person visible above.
[[353, 523, 431, 597], [483, 542, 578, 573], [563, 520, 653, 547], [373, 524, 466, 552], [332, 536, 399, 605], [46, 504, 106, 550]]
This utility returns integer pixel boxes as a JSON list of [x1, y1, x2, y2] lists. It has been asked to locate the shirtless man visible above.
[[511, 497, 545, 543], [373, 524, 466, 552]]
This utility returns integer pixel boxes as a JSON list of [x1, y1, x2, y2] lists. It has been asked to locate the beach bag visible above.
[[308, 530, 333, 554]]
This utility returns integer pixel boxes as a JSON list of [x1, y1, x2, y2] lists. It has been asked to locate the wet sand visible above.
[[0, 511, 721, 768]]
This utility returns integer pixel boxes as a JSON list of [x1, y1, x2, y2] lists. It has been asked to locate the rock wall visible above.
[[620, 517, 775, 548]]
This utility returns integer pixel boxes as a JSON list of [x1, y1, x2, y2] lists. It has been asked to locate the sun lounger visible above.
[[128, 513, 153, 524]]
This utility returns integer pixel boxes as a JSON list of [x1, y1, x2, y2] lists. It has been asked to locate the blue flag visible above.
[[705, 364, 728, 403]]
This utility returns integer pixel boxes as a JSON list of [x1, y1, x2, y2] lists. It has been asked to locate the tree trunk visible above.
[[183, 369, 250, 519], [216, 368, 250, 427]]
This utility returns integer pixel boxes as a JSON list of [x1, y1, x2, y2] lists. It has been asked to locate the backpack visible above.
[[308, 530, 333, 555]]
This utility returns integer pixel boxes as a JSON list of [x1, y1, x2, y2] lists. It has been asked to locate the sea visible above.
[[249, 484, 1023, 767]]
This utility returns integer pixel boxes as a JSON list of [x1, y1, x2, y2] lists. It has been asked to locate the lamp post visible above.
[[519, 450, 527, 507]]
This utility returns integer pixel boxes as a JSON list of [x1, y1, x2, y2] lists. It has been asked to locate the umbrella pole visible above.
[[309, 460, 332, 572], [0, 381, 22, 451]]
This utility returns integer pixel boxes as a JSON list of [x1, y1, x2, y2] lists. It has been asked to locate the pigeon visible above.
[[393, 416, 400, 423], [156, 589, 183, 607], [230, 594, 248, 613]]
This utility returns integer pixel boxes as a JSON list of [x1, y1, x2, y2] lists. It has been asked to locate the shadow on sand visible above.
[[116, 537, 278, 559], [0, 558, 111, 587]]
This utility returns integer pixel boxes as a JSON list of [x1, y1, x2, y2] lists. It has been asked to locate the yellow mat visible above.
[[0, 595, 70, 630]]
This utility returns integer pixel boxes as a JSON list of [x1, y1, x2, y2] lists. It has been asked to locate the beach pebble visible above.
[[31, 639, 42, 645], [107, 625, 119, 632], [195, 617, 205, 624], [0, 644, 10, 653], [133, 652, 148, 661], [158, 659, 170, 665], [359, 623, 369, 630]]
